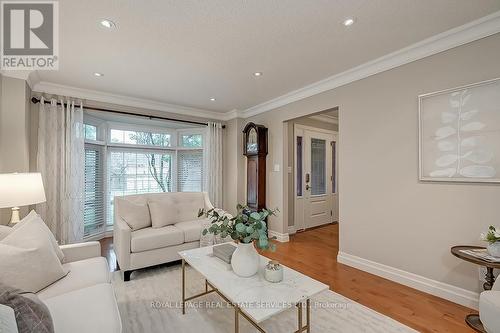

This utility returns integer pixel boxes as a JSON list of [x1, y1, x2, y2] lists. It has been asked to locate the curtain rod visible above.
[[30, 97, 225, 128]]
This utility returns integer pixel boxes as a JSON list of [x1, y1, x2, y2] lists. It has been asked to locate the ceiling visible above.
[[35, 0, 500, 114]]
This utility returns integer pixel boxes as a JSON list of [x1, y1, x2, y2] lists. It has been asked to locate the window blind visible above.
[[177, 150, 203, 192], [107, 149, 173, 225], [84, 144, 105, 237]]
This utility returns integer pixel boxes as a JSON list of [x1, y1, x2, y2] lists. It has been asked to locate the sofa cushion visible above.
[[43, 284, 121, 333], [175, 219, 208, 242], [0, 216, 68, 293], [115, 198, 151, 231], [131, 226, 184, 253], [37, 257, 110, 300], [148, 192, 205, 227]]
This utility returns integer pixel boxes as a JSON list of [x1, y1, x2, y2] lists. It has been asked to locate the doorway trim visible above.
[[293, 124, 338, 232]]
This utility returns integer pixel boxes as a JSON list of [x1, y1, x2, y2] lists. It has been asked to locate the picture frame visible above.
[[418, 78, 500, 183]]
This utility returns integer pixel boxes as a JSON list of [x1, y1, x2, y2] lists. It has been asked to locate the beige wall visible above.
[[226, 33, 500, 293], [0, 75, 32, 224]]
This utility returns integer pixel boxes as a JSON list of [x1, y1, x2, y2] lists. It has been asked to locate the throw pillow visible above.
[[0, 283, 54, 333], [116, 199, 151, 231], [148, 201, 177, 228], [12, 210, 39, 230], [14, 211, 64, 263], [0, 225, 11, 241], [0, 216, 68, 293]]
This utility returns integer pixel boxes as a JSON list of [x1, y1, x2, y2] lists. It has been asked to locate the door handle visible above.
[[305, 173, 310, 183], [306, 184, 310, 191]]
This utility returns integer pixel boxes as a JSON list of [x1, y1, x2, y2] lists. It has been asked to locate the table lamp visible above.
[[0, 173, 46, 224]]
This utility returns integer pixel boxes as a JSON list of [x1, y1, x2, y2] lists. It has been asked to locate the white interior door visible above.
[[294, 125, 337, 230], [304, 131, 333, 228]]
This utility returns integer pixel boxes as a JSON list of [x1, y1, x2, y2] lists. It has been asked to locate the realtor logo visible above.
[[1, 1, 59, 70]]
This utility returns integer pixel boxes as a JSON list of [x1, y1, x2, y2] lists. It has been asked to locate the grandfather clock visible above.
[[243, 123, 268, 211]]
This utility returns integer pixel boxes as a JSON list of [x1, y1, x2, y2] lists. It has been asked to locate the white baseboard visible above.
[[337, 251, 479, 310], [269, 230, 290, 242], [288, 226, 297, 235]]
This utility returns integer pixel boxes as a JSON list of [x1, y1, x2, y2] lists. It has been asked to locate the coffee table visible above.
[[179, 244, 329, 333]]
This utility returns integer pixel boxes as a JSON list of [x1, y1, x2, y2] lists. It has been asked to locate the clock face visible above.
[[247, 128, 258, 153]]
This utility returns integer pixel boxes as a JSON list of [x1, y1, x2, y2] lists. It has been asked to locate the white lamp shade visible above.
[[0, 173, 46, 208]]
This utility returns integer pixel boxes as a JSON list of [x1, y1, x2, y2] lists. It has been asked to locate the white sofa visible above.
[[39, 241, 122, 333], [480, 279, 500, 333], [114, 192, 216, 281]]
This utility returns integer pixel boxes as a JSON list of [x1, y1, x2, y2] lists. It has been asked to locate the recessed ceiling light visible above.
[[100, 19, 116, 29], [93, 72, 104, 77], [210, 97, 216, 101], [343, 18, 355, 26], [253, 72, 263, 77]]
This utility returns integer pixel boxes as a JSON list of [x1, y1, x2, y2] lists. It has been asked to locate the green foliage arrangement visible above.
[[199, 204, 278, 251], [481, 226, 500, 244]]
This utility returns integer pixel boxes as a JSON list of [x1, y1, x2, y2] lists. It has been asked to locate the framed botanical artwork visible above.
[[418, 78, 500, 183]]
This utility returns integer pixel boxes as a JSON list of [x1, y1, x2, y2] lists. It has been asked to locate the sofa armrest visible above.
[[202, 192, 233, 218], [114, 216, 131, 270], [60, 241, 101, 263], [480, 290, 500, 333], [203, 192, 215, 211]]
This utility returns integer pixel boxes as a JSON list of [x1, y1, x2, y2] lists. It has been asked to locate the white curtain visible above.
[[204, 122, 223, 207], [36, 97, 85, 244]]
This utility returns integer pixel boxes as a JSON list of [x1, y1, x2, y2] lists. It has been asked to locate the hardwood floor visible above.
[[100, 223, 476, 333]]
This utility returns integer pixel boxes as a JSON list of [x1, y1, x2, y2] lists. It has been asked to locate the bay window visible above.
[[83, 115, 204, 238]]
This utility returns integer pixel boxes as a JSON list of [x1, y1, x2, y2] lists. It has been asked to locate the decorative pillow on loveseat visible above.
[[116, 199, 151, 231], [0, 216, 68, 293], [0, 283, 54, 333]]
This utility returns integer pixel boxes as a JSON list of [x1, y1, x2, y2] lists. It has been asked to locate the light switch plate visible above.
[[274, 164, 280, 172]]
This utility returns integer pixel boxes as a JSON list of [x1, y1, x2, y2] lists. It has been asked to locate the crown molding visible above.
[[242, 10, 500, 118], [309, 115, 338, 124], [27, 71, 40, 89], [222, 109, 243, 121], [32, 81, 228, 121], [0, 70, 39, 89]]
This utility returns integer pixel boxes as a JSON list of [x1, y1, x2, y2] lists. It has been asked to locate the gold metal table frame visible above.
[[181, 259, 311, 333]]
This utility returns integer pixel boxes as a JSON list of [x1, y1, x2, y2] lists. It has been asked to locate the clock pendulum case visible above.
[[242, 123, 268, 211]]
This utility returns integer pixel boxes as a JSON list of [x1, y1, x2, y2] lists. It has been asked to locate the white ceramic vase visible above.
[[487, 242, 500, 257], [231, 242, 260, 277]]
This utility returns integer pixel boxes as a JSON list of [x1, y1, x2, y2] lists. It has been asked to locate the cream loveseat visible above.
[[114, 192, 217, 281]]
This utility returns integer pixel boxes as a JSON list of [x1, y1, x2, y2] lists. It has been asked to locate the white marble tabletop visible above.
[[179, 244, 329, 323]]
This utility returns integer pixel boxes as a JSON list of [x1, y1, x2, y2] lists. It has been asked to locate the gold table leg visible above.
[[182, 259, 186, 315], [294, 299, 311, 333], [235, 306, 239, 333], [306, 299, 310, 333], [182, 262, 312, 333], [298, 302, 303, 331]]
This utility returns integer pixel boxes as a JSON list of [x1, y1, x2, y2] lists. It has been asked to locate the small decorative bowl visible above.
[[264, 260, 283, 283]]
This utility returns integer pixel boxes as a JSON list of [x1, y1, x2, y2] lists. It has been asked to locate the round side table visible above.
[[451, 245, 500, 333]]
